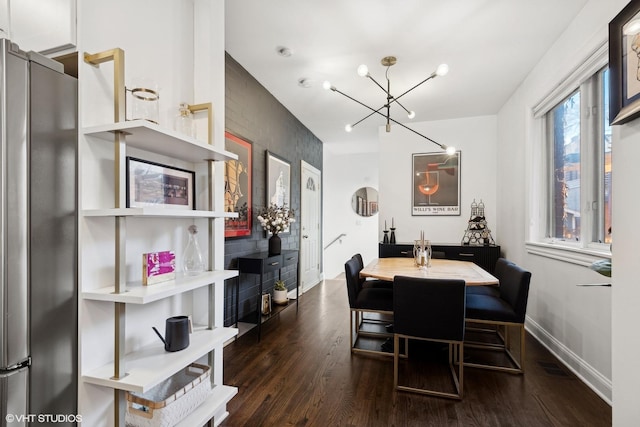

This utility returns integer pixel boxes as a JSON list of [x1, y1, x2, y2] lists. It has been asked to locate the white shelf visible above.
[[175, 384, 237, 427], [82, 270, 239, 304], [82, 207, 238, 219], [82, 120, 238, 163], [82, 327, 238, 393]]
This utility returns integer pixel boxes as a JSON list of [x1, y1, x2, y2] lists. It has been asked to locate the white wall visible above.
[[323, 150, 380, 279], [379, 115, 497, 245], [323, 115, 497, 278], [611, 121, 640, 425], [496, 0, 631, 410]]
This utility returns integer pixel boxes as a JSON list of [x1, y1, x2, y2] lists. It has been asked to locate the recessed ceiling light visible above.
[[276, 46, 293, 57], [298, 78, 314, 88]]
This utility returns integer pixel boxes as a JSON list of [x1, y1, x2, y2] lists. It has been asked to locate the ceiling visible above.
[[225, 0, 588, 155]]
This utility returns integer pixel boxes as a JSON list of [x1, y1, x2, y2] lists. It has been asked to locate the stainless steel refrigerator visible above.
[[0, 39, 77, 426]]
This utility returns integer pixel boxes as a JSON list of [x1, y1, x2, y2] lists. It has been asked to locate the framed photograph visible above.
[[126, 157, 195, 209], [266, 151, 291, 209], [610, 0, 640, 125], [224, 131, 252, 238], [261, 293, 272, 315], [411, 151, 461, 216]]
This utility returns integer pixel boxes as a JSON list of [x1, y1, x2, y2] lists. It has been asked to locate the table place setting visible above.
[[413, 231, 432, 270]]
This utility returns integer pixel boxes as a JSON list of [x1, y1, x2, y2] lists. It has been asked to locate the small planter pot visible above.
[[273, 289, 288, 305]]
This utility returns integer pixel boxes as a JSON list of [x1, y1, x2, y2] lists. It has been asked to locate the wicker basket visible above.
[[125, 363, 211, 427]]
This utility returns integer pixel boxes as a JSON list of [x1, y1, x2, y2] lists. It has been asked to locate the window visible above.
[[544, 67, 611, 247], [601, 68, 612, 244]]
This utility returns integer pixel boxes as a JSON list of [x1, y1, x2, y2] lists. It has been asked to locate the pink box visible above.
[[143, 251, 176, 285]]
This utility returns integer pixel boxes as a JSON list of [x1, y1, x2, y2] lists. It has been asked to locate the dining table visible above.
[[360, 257, 498, 286]]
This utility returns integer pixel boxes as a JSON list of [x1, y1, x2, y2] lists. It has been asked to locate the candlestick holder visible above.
[[389, 227, 396, 244], [383, 229, 390, 244], [413, 239, 432, 270]]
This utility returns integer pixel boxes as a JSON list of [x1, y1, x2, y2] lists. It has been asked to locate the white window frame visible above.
[[526, 41, 611, 266]]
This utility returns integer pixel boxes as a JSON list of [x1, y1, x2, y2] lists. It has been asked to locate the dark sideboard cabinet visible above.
[[379, 243, 501, 274], [237, 250, 299, 340]]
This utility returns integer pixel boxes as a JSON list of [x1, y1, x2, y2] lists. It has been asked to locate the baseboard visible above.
[[299, 277, 322, 295], [526, 316, 612, 405]]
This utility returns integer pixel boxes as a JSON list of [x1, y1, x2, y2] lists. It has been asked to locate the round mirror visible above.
[[351, 187, 378, 217]]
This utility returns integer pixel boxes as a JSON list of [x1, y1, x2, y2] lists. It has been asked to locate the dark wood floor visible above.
[[221, 279, 611, 427]]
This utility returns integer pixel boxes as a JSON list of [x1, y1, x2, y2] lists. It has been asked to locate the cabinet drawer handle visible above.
[[270, 262, 280, 266], [286, 257, 295, 261], [400, 251, 409, 255], [458, 253, 474, 257]]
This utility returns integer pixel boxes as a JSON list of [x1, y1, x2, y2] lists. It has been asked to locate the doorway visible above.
[[300, 160, 322, 292]]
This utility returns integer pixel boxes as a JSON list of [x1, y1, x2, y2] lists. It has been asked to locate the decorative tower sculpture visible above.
[[461, 199, 495, 246]]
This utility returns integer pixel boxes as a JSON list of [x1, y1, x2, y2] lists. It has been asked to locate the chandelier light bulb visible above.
[[322, 80, 332, 90], [357, 64, 369, 77], [345, 124, 353, 132], [436, 64, 449, 76], [408, 111, 416, 119], [445, 145, 456, 155]]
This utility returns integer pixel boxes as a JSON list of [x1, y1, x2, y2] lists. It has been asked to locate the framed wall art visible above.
[[610, 0, 640, 125], [266, 151, 291, 209], [411, 151, 461, 216], [224, 131, 252, 238], [126, 157, 195, 209]]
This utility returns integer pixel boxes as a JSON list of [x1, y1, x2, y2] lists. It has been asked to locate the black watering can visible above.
[[152, 316, 190, 352]]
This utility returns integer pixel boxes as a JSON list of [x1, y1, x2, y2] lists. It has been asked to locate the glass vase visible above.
[[128, 78, 159, 124], [183, 225, 204, 275], [174, 102, 195, 138]]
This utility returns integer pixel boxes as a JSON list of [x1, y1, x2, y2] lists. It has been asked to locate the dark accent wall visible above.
[[224, 52, 323, 327]]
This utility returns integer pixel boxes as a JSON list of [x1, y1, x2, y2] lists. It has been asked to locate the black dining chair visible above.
[[352, 253, 393, 289], [393, 276, 466, 399], [464, 261, 531, 374], [466, 257, 512, 297], [345, 257, 394, 356]]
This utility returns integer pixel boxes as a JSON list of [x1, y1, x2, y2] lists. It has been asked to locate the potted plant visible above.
[[273, 280, 288, 305]]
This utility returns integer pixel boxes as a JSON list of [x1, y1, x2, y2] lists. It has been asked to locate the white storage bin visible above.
[[126, 363, 211, 427]]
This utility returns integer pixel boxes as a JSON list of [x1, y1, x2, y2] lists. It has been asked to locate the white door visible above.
[[300, 161, 321, 292]]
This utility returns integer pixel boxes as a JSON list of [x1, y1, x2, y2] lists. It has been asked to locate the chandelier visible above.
[[323, 56, 455, 154]]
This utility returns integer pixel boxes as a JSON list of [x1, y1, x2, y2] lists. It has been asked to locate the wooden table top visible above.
[[360, 257, 499, 286]]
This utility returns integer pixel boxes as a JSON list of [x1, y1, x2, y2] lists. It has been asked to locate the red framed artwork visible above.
[[224, 131, 252, 238]]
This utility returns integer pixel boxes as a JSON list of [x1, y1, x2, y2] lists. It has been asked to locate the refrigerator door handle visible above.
[[1, 357, 30, 372]]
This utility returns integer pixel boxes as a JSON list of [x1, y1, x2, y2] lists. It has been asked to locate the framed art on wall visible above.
[[224, 131, 252, 238], [126, 157, 195, 209], [266, 151, 291, 209], [411, 151, 461, 216], [610, 0, 640, 125]]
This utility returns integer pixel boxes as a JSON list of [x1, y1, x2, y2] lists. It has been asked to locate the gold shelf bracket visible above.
[[83, 48, 127, 209], [84, 48, 126, 123], [188, 102, 213, 145]]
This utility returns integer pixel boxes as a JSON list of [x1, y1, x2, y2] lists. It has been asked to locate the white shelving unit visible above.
[[83, 327, 237, 392], [175, 385, 237, 427], [82, 270, 238, 304], [83, 207, 238, 218], [81, 117, 239, 426], [83, 120, 236, 162]]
